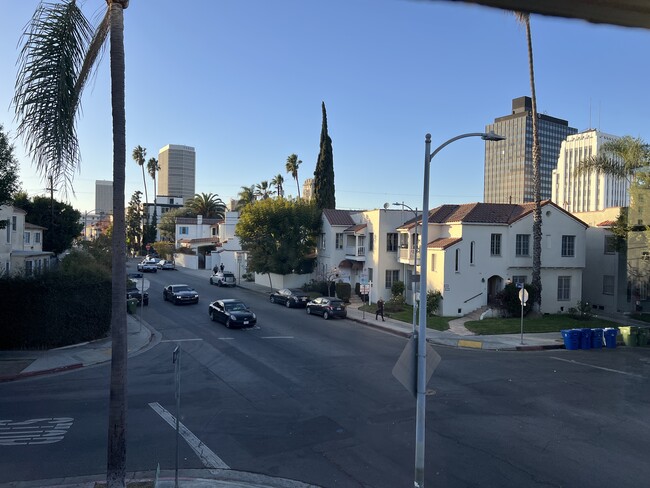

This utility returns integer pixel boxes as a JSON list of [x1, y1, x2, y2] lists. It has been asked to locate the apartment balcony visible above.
[[398, 246, 417, 265], [345, 245, 366, 261]]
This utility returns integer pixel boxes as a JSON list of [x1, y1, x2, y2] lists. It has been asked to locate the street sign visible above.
[[518, 288, 529, 304], [135, 278, 150, 292], [392, 338, 441, 397], [360, 284, 370, 295]]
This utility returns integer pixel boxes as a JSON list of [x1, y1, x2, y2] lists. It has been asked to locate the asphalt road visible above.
[[1, 266, 650, 487]]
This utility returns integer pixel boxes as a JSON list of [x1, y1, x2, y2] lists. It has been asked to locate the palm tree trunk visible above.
[[525, 17, 543, 310], [295, 176, 301, 199], [106, 2, 128, 486]]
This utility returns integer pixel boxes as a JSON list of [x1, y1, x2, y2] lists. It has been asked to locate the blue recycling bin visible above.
[[603, 328, 618, 349], [580, 328, 592, 349], [591, 328, 604, 349], [561, 329, 581, 350]]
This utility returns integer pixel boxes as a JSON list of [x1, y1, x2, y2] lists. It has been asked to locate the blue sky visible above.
[[1, 0, 650, 214]]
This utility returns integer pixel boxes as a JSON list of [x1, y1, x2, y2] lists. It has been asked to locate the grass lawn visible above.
[[359, 304, 451, 331], [464, 314, 618, 335], [631, 313, 650, 324]]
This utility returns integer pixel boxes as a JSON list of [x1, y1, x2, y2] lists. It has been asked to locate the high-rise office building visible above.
[[484, 96, 577, 204], [158, 144, 196, 200], [552, 130, 628, 213], [95, 180, 113, 215]]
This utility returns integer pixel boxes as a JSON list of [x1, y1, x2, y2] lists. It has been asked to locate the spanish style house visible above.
[[1, 205, 54, 276], [317, 201, 589, 316]]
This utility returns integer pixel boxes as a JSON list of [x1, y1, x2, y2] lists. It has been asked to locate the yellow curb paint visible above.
[[458, 339, 483, 349]]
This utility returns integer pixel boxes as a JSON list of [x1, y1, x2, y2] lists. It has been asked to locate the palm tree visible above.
[[515, 11, 542, 310], [186, 192, 226, 219], [147, 156, 159, 230], [237, 185, 256, 210], [132, 145, 148, 205], [575, 136, 650, 183], [270, 173, 284, 197], [255, 180, 271, 200], [285, 153, 302, 199], [14, 1, 129, 486]]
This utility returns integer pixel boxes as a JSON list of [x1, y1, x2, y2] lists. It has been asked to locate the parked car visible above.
[[137, 258, 158, 273], [127, 283, 149, 306], [269, 288, 311, 308], [209, 271, 236, 287], [163, 284, 199, 305], [208, 299, 256, 328], [306, 297, 347, 319], [157, 259, 175, 270]]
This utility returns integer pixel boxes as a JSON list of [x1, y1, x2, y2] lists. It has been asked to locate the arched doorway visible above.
[[487, 275, 504, 305]]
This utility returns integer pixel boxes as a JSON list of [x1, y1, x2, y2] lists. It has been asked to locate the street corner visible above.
[[457, 338, 484, 349]]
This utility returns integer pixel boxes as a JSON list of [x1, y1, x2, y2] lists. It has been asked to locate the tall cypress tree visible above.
[[314, 101, 335, 210]]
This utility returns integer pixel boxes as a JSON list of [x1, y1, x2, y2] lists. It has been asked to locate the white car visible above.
[[157, 259, 175, 270], [210, 271, 236, 287], [137, 258, 158, 273]]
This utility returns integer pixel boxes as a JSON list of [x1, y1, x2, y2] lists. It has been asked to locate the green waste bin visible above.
[[637, 327, 649, 346], [619, 326, 639, 347], [127, 298, 138, 314]]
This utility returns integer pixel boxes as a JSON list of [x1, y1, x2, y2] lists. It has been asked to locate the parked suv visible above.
[[210, 271, 236, 287]]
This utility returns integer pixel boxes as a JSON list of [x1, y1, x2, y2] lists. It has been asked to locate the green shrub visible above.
[[304, 280, 329, 296], [568, 300, 593, 320], [391, 280, 405, 297], [426, 289, 443, 316], [495, 283, 535, 317], [385, 294, 406, 312], [335, 282, 351, 303], [0, 266, 111, 350]]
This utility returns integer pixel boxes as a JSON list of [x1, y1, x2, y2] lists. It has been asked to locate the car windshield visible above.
[[289, 289, 304, 295], [225, 302, 247, 312], [174, 286, 192, 292]]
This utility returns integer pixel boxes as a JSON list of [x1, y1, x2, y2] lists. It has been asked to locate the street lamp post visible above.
[[392, 202, 419, 335], [415, 131, 504, 487]]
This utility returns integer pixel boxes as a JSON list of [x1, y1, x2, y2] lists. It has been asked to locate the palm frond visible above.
[[14, 0, 94, 192]]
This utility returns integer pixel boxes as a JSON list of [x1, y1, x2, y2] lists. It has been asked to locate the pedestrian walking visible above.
[[376, 298, 385, 321], [219, 262, 225, 273]]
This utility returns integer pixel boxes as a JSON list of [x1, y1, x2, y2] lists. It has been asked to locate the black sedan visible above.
[[127, 286, 149, 306], [208, 299, 257, 328], [163, 284, 199, 305], [269, 288, 311, 308], [306, 297, 347, 319]]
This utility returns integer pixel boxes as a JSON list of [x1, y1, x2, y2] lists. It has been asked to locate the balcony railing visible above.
[[345, 245, 365, 257]]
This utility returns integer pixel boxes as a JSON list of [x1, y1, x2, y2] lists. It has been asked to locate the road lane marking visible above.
[[550, 357, 644, 378], [260, 336, 294, 339], [0, 418, 73, 446], [161, 338, 203, 343], [148, 402, 229, 470]]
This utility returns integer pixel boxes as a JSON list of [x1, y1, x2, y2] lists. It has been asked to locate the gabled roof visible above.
[[25, 222, 47, 230], [345, 223, 367, 233], [428, 237, 462, 249], [597, 220, 616, 227], [421, 200, 588, 228], [322, 209, 356, 226]]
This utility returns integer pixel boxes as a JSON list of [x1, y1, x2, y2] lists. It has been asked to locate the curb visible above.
[[347, 316, 412, 338], [0, 362, 83, 383]]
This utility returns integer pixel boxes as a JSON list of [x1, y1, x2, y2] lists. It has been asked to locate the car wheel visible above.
[[210, 278, 214, 285], [285, 300, 292, 308], [225, 318, 231, 328], [209, 310, 216, 322], [270, 296, 275, 303], [306, 307, 311, 315], [217, 281, 222, 287], [323, 311, 330, 320]]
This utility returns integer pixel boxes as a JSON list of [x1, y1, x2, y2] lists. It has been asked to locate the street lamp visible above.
[[391, 202, 419, 335], [415, 131, 505, 487]]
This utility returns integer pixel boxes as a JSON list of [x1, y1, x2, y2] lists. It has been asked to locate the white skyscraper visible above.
[[95, 180, 113, 215], [158, 144, 196, 200], [552, 130, 629, 213]]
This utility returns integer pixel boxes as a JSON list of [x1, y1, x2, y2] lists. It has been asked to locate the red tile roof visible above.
[[428, 237, 462, 249], [597, 220, 616, 227]]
